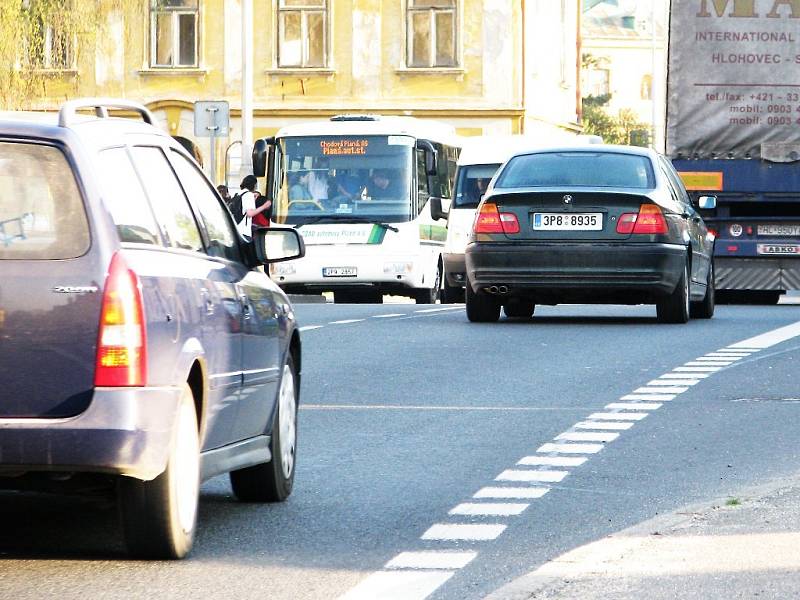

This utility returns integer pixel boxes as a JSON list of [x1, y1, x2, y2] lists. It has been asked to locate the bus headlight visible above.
[[271, 263, 296, 276], [383, 262, 413, 274]]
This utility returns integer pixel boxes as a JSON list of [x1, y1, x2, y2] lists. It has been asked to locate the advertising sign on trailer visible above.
[[666, 0, 800, 161]]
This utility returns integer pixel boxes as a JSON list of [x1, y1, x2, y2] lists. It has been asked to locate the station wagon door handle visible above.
[[239, 293, 252, 320], [199, 288, 215, 315]]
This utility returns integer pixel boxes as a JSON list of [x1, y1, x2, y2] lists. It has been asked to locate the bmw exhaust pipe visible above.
[[488, 286, 499, 294], [498, 286, 509, 294]]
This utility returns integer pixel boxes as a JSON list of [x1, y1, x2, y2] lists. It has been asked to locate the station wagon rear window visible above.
[[496, 152, 655, 190], [0, 142, 89, 259]]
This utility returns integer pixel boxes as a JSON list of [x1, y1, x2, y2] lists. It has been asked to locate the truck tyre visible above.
[[466, 280, 501, 322], [230, 356, 298, 503], [119, 384, 200, 559], [690, 261, 715, 319], [657, 260, 690, 324]]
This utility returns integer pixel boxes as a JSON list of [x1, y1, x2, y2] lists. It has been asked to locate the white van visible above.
[[441, 134, 602, 302]]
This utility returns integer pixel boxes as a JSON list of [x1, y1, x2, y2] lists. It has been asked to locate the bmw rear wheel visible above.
[[690, 261, 715, 319], [466, 280, 501, 322], [657, 259, 690, 324]]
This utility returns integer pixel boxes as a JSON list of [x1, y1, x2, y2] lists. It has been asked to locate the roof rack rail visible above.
[[58, 98, 156, 128]]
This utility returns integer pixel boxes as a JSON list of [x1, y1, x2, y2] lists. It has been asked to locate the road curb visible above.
[[484, 472, 800, 600]]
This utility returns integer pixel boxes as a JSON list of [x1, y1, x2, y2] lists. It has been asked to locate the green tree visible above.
[[0, 0, 135, 110]]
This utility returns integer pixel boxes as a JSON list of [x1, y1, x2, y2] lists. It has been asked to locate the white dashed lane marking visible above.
[[372, 313, 407, 318], [339, 571, 455, 600], [605, 402, 662, 410], [329, 319, 366, 325], [537, 442, 605, 454], [620, 393, 677, 401], [449, 503, 529, 516], [473, 487, 550, 499], [496, 470, 569, 483], [660, 371, 711, 379], [575, 420, 634, 431], [588, 412, 649, 421], [385, 551, 477, 570], [298, 325, 323, 332], [421, 524, 507, 541], [634, 386, 689, 394], [648, 379, 700, 386], [556, 431, 619, 443], [517, 456, 588, 467]]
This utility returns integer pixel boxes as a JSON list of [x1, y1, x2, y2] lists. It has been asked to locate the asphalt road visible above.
[[1, 301, 799, 600]]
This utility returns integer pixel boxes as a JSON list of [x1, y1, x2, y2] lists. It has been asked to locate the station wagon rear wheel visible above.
[[657, 259, 690, 324], [119, 384, 200, 559], [466, 280, 501, 323], [230, 355, 298, 503]]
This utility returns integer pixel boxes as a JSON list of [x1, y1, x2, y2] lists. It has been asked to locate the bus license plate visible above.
[[757, 244, 800, 255], [533, 213, 602, 231], [323, 267, 357, 277], [757, 224, 800, 236]]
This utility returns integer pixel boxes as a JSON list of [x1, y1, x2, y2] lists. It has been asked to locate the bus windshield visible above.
[[454, 163, 501, 208], [274, 135, 414, 225]]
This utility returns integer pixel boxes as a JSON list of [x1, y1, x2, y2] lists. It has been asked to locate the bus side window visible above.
[[416, 148, 430, 216]]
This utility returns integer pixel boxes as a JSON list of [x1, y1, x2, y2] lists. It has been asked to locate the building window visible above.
[[150, 0, 199, 68], [586, 67, 610, 98], [641, 74, 653, 100], [278, 0, 328, 68], [407, 0, 457, 68], [22, 1, 76, 71]]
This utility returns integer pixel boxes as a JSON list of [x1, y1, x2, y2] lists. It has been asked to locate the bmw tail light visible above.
[[616, 205, 668, 235], [473, 203, 520, 234], [632, 204, 668, 234], [94, 252, 147, 387]]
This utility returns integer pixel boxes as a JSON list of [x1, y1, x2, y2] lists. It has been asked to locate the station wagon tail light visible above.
[[616, 204, 668, 235], [94, 252, 147, 387], [473, 203, 520, 234]]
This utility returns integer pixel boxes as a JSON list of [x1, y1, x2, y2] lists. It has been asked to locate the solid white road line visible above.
[[660, 372, 711, 379], [421, 524, 507, 541], [575, 421, 634, 431], [496, 470, 568, 483], [385, 551, 477, 570], [634, 386, 689, 393], [620, 394, 676, 401], [449, 503, 529, 516], [588, 412, 648, 421], [329, 319, 366, 325], [556, 431, 619, 443], [517, 456, 588, 467], [298, 325, 324, 332], [473, 487, 550, 499], [537, 442, 605, 454], [372, 313, 406, 318], [605, 402, 662, 410], [732, 321, 800, 348], [339, 570, 455, 600]]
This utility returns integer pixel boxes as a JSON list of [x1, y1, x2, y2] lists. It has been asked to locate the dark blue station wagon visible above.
[[0, 99, 305, 558]]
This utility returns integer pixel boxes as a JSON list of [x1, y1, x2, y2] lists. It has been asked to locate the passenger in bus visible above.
[[333, 169, 363, 201], [368, 169, 402, 200], [289, 170, 313, 201], [308, 163, 330, 202]]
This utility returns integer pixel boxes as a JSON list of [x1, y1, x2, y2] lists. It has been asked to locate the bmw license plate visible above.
[[757, 244, 800, 255], [533, 213, 602, 231], [323, 267, 357, 277]]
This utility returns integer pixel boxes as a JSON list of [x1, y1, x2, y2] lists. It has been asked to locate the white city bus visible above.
[[252, 115, 460, 303]]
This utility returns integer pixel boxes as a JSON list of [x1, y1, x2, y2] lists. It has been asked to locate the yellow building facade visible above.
[[31, 0, 581, 184]]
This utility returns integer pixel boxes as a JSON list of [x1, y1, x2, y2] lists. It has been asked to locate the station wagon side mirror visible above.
[[430, 196, 448, 221], [253, 227, 305, 264], [252, 137, 275, 178], [698, 195, 716, 210]]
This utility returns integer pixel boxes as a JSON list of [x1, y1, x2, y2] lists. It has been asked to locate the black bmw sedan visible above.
[[464, 145, 716, 324]]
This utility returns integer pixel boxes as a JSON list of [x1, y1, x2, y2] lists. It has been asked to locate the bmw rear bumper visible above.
[[466, 242, 687, 300], [0, 387, 182, 481]]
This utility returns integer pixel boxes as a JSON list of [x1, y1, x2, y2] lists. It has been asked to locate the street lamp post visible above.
[[240, 0, 254, 178]]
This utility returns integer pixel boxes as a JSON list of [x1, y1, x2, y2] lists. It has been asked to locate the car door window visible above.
[[96, 147, 163, 246], [130, 146, 203, 253], [169, 150, 242, 263], [660, 157, 692, 208]]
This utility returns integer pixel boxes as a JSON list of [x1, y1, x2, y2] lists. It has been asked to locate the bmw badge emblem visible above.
[[563, 194, 573, 204]]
